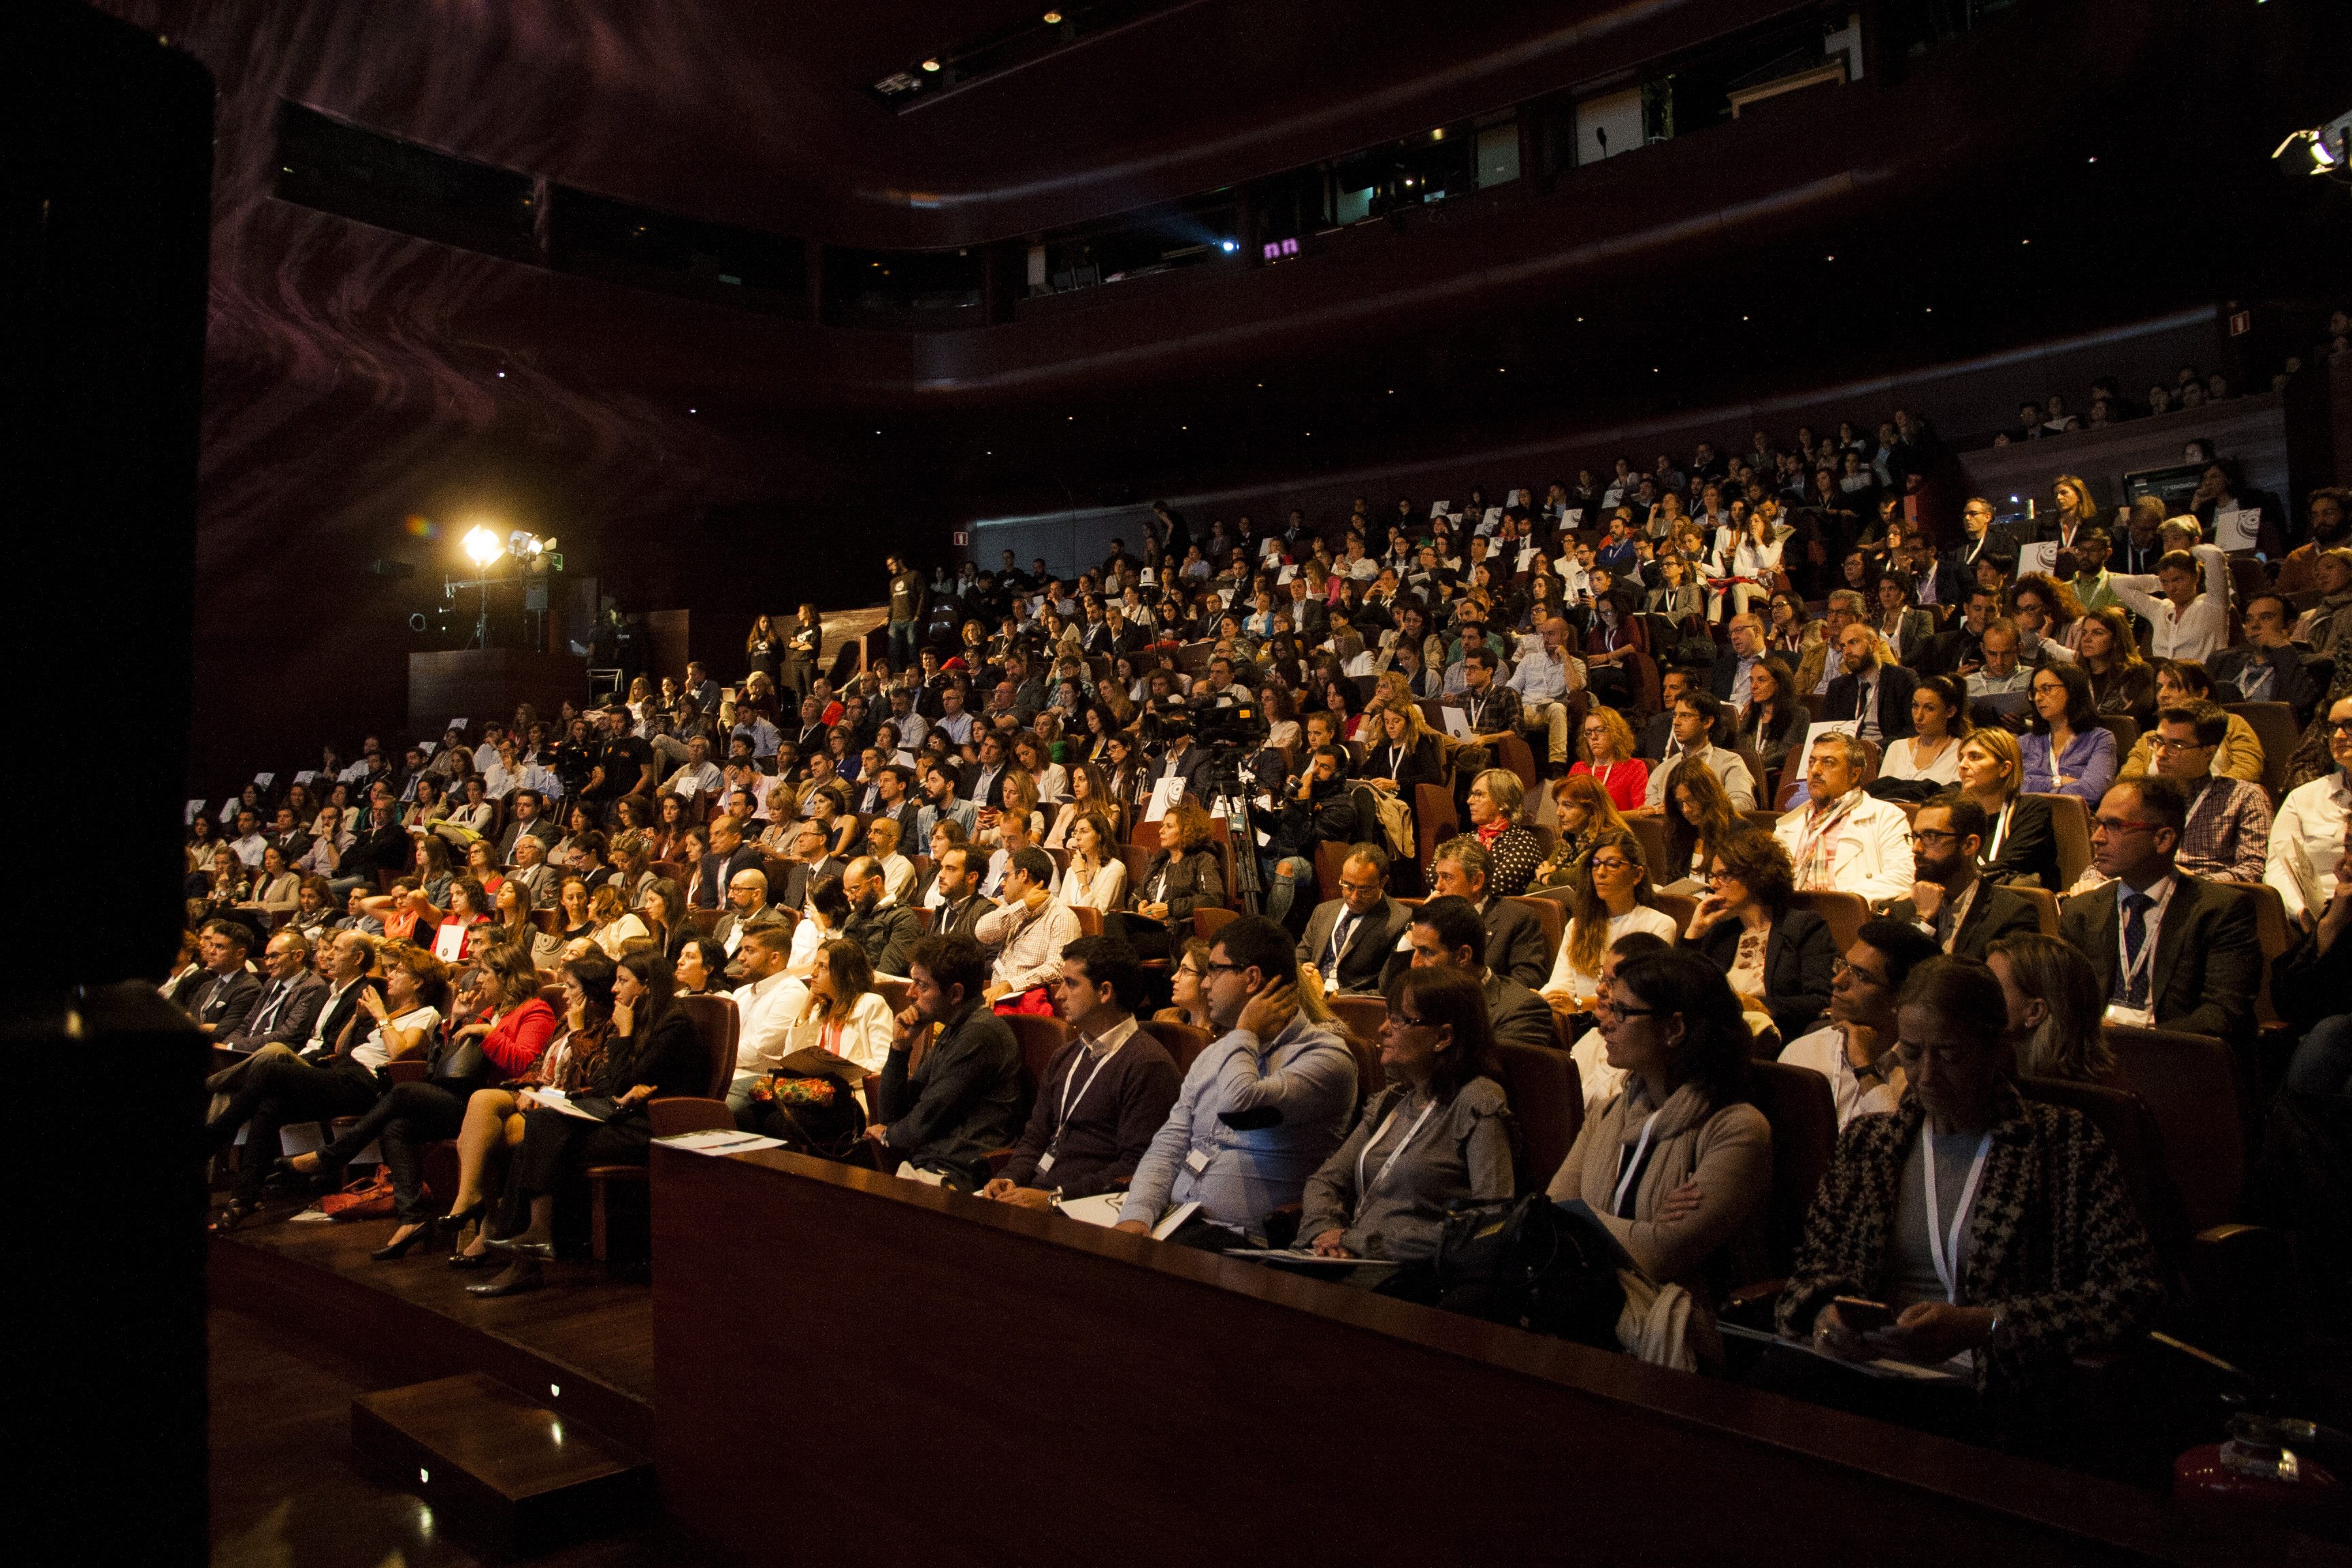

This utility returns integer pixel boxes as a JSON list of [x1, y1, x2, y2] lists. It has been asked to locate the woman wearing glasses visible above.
[[2019, 662, 2117, 804], [1546, 949, 1772, 1366], [1683, 828, 1837, 1043], [1541, 831, 1680, 1011], [1569, 706, 1648, 813], [1299, 966, 1514, 1262]]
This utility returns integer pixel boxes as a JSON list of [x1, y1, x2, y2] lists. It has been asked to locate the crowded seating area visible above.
[[182, 399, 2352, 1474]]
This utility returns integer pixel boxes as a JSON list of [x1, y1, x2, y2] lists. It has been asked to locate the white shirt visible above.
[[2266, 771, 2351, 924], [664, 760, 725, 800], [1056, 858, 1129, 911], [1877, 736, 1963, 786], [2108, 544, 2232, 664], [1540, 906, 1681, 998], [787, 989, 896, 1078], [1773, 791, 1917, 902], [1569, 1026, 1625, 1120], [974, 895, 1083, 996], [1778, 1025, 1898, 1130], [351, 1005, 440, 1073], [230, 832, 268, 868], [731, 969, 810, 1078]]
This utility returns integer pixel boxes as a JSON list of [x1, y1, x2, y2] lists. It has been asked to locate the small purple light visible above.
[[1281, 238, 1298, 256], [1262, 242, 1281, 261]]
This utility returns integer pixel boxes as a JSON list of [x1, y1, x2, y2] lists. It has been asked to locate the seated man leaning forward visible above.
[[1115, 914, 1357, 1247]]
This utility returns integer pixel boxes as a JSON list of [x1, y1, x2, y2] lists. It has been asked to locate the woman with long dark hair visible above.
[[1298, 965, 1514, 1263], [1733, 655, 1809, 783], [470, 947, 708, 1297], [2019, 661, 2116, 803]]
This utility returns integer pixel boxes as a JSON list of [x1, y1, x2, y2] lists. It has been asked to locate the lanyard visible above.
[[1923, 1131, 1993, 1303], [1984, 799, 2012, 864], [1356, 1094, 1439, 1198], [1324, 913, 1358, 973], [1051, 1040, 1123, 1145], [1612, 1111, 1661, 1215]]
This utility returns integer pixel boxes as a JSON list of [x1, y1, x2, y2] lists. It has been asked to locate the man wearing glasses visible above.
[[2057, 776, 2259, 1036], [1294, 844, 1413, 996], [1776, 918, 1940, 1129], [1115, 915, 1356, 1247], [2134, 702, 2271, 887], [2268, 696, 2352, 927], [1882, 793, 2042, 958]]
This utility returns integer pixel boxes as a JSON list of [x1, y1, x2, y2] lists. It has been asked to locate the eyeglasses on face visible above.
[[1202, 959, 1247, 975], [1831, 959, 1888, 987], [2325, 719, 2352, 737], [2091, 817, 2161, 836], [1588, 857, 1637, 873], [2146, 735, 2208, 753], [1905, 829, 1962, 846]]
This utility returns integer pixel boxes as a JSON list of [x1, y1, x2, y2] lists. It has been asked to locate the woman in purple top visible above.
[[2018, 662, 2117, 803]]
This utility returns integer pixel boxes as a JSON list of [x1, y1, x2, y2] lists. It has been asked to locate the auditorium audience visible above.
[[1772, 732, 1915, 902], [865, 935, 1025, 1190], [1684, 830, 1837, 1043], [1403, 895, 1558, 1053], [1955, 728, 2063, 892], [1540, 830, 1678, 1008]]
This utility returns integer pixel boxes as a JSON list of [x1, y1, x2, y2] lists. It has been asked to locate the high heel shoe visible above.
[[466, 1262, 544, 1298], [435, 1200, 487, 1241], [210, 1199, 257, 1233], [482, 1235, 556, 1262], [447, 1248, 492, 1271], [370, 1223, 429, 1262]]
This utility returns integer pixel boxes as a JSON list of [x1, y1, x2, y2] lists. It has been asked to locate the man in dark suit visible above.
[[1820, 623, 1919, 743], [922, 845, 997, 941], [1881, 794, 2042, 959], [1396, 896, 1558, 1052], [218, 929, 331, 1053], [1940, 497, 1999, 604], [710, 868, 791, 958], [1295, 844, 1415, 996], [2209, 594, 2325, 723], [1916, 587, 1998, 678], [961, 731, 1014, 808], [696, 817, 762, 910], [264, 806, 313, 868], [185, 919, 262, 1039], [2057, 776, 2260, 1042], [494, 789, 561, 866], [771, 819, 847, 911], [1420, 838, 1549, 989], [842, 857, 923, 977]]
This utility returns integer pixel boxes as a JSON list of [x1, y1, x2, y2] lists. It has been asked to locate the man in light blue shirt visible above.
[[1505, 617, 1586, 768], [1117, 915, 1356, 1245]]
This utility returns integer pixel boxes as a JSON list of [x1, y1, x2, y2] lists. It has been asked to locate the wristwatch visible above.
[[1851, 1056, 1887, 1084]]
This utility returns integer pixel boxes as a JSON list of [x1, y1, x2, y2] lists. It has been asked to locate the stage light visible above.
[[1043, 10, 1062, 22], [462, 526, 502, 568], [2274, 112, 2352, 174], [1219, 239, 1237, 252], [921, 58, 940, 71]]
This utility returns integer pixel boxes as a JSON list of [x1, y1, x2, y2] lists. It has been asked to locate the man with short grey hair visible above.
[[1773, 732, 1915, 901]]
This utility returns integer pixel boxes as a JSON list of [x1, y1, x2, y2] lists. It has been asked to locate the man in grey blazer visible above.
[[218, 929, 330, 1053], [1294, 844, 1414, 996], [1398, 896, 1558, 1052]]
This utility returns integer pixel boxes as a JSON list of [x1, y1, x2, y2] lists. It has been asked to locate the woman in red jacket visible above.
[[287, 942, 557, 1260]]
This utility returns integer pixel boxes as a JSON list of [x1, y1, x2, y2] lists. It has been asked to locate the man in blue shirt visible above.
[[1116, 915, 1356, 1246]]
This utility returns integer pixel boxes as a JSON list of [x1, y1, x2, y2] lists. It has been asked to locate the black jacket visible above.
[[877, 1002, 1025, 1188], [1134, 847, 1226, 924], [1693, 906, 1838, 1043], [1484, 971, 1560, 1053], [696, 845, 762, 909], [1980, 795, 2064, 893], [2208, 644, 2325, 724], [1820, 664, 1919, 740], [189, 969, 261, 1036], [2059, 876, 2260, 1043], [1265, 779, 1360, 863], [1296, 896, 1415, 995], [843, 900, 922, 978], [1883, 881, 2044, 961], [220, 971, 329, 1051], [1482, 896, 1551, 990], [1356, 738, 1446, 797]]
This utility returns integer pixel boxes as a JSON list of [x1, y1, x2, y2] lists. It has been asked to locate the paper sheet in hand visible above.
[[186, 798, 206, 826], [1143, 775, 1184, 823], [1508, 488, 1526, 506], [774, 1046, 870, 1084], [1221, 1247, 1401, 1272], [1516, 546, 1539, 572], [1482, 506, 1503, 529], [1809, 718, 1860, 739], [1277, 564, 1296, 584], [448, 717, 468, 733], [1260, 537, 1284, 557], [1716, 1322, 1965, 1381], [2283, 835, 2325, 921], [1431, 500, 1452, 519], [1058, 1194, 1200, 1240], [1440, 706, 1474, 740], [2216, 507, 2260, 551], [2016, 541, 2059, 576], [521, 1086, 610, 1122]]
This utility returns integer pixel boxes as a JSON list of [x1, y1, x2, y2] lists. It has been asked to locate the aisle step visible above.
[[350, 1372, 653, 1555]]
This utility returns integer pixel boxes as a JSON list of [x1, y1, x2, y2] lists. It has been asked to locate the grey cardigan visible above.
[[1299, 1078, 1515, 1262]]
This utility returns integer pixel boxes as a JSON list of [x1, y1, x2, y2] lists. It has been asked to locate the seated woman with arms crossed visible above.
[[1547, 949, 1773, 1366], [1300, 965, 1516, 1262]]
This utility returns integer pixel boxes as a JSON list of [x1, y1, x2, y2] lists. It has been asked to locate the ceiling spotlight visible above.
[[1219, 239, 1237, 252], [1043, 10, 1062, 22], [462, 526, 502, 569], [921, 58, 941, 72]]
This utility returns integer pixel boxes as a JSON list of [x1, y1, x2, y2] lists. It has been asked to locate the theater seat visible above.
[[1149, 1019, 1213, 1075], [1718, 1060, 1838, 1326], [1492, 1040, 1581, 1192]]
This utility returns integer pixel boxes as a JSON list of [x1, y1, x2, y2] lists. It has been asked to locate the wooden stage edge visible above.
[[655, 1145, 2259, 1568], [208, 1225, 653, 1456]]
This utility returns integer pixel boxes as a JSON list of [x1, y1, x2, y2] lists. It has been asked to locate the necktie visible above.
[[1324, 914, 1358, 981], [248, 981, 287, 1038], [2121, 892, 2154, 1007]]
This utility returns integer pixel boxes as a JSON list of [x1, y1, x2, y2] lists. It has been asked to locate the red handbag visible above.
[[318, 1167, 395, 1220]]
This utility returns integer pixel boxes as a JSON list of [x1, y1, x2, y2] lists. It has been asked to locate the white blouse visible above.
[[1878, 735, 1963, 785], [1056, 858, 1129, 911], [1541, 905, 1681, 998]]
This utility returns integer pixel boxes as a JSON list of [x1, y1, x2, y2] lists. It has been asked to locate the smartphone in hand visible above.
[[1831, 1295, 1895, 1333]]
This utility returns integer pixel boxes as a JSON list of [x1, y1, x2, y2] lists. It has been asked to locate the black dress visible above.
[[505, 1008, 709, 1214]]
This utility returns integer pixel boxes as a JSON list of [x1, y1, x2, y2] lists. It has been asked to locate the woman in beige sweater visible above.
[[1547, 948, 1773, 1350]]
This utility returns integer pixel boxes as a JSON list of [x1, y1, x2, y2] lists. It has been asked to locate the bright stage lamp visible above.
[[462, 526, 503, 568]]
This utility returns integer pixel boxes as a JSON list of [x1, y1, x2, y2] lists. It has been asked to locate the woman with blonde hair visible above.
[[1464, 768, 1543, 897], [1569, 705, 1648, 811], [1954, 726, 2062, 890], [587, 881, 649, 958], [1987, 932, 2116, 1083], [1359, 701, 1446, 798], [2048, 474, 2102, 542]]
